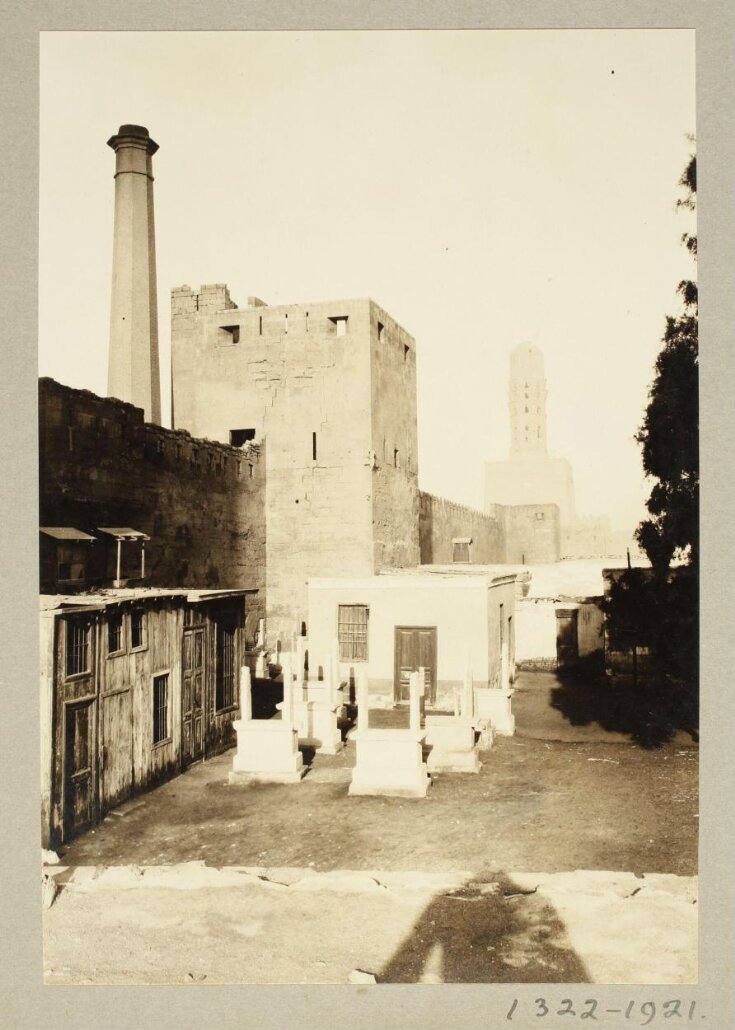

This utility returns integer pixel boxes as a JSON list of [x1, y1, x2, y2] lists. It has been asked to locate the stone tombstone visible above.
[[281, 651, 294, 724], [357, 666, 370, 733], [240, 665, 252, 722]]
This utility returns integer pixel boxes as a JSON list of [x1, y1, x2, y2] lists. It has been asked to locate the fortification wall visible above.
[[370, 300, 421, 570], [39, 378, 265, 623], [171, 289, 381, 636], [419, 492, 505, 564]]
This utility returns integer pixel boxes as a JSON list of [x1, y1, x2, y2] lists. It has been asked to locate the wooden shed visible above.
[[40, 587, 250, 848]]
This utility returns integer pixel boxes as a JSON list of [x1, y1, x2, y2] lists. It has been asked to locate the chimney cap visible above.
[[107, 124, 159, 154]]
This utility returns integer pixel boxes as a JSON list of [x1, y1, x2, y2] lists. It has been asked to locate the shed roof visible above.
[[97, 527, 151, 541], [40, 527, 96, 542]]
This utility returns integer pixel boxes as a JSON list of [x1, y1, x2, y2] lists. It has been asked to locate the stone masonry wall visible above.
[[369, 300, 421, 570], [419, 492, 505, 564], [171, 290, 379, 638], [39, 378, 265, 624]]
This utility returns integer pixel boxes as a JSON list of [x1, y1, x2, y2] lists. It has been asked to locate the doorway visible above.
[[100, 688, 133, 813], [393, 626, 437, 705], [63, 699, 95, 840], [182, 627, 205, 766], [556, 609, 579, 667]]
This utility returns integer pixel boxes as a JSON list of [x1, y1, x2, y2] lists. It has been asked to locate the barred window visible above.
[[108, 612, 124, 654], [338, 605, 369, 661], [152, 674, 169, 745], [216, 621, 236, 711], [65, 619, 89, 677]]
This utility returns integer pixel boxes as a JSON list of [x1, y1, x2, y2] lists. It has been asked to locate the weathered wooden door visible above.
[[182, 628, 205, 766], [556, 609, 579, 667], [394, 626, 437, 704], [63, 700, 95, 840], [101, 689, 133, 812]]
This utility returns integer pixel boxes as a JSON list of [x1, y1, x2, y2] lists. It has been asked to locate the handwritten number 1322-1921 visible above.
[[506, 999, 700, 1022]]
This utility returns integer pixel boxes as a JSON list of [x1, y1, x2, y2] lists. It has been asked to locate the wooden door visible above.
[[394, 627, 437, 704], [556, 609, 579, 667], [101, 689, 133, 812], [63, 700, 95, 840], [182, 628, 205, 766]]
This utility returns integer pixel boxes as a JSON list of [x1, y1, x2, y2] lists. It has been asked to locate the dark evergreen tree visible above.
[[604, 151, 698, 730], [636, 152, 698, 572]]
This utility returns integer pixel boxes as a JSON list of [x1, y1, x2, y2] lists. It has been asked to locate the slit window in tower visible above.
[[404, 344, 409, 360], [377, 321, 385, 342], [394, 448, 400, 468], [312, 432, 317, 461], [259, 315, 263, 336], [284, 313, 288, 334], [305, 311, 309, 332]]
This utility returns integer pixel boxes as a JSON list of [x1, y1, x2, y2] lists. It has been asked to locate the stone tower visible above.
[[107, 124, 162, 424], [509, 341, 547, 457]]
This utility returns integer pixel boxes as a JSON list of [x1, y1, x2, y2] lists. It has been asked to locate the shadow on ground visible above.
[[548, 666, 698, 749], [379, 871, 590, 983]]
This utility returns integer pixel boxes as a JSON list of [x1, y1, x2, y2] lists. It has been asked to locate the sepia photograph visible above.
[[35, 27, 701, 988]]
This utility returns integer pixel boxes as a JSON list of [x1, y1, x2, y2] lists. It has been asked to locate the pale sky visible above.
[[39, 30, 695, 531]]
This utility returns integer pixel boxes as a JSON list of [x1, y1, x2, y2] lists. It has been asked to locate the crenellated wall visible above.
[[39, 378, 265, 624], [419, 492, 506, 564]]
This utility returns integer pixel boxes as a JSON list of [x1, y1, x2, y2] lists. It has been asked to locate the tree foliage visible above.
[[635, 152, 698, 573], [604, 151, 699, 717]]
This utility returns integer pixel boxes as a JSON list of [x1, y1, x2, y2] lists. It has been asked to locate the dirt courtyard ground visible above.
[[43, 671, 699, 985]]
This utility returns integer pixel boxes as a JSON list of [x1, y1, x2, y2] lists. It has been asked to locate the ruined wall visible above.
[[369, 300, 421, 570], [39, 379, 265, 621], [419, 492, 505, 564]]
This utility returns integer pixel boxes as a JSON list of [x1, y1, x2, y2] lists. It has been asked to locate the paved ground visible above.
[[43, 866, 697, 985], [44, 671, 699, 985]]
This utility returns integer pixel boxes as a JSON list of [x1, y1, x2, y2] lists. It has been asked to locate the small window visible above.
[[312, 432, 318, 462], [259, 315, 263, 336], [377, 321, 385, 342], [248, 463, 254, 479], [404, 344, 409, 361], [219, 324, 240, 344], [65, 619, 89, 677], [230, 428, 256, 447], [284, 312, 288, 334], [452, 539, 471, 563], [152, 674, 170, 745], [305, 311, 309, 332], [108, 612, 124, 654], [131, 609, 146, 650], [329, 316, 348, 337], [535, 511, 545, 521], [393, 448, 400, 468], [216, 621, 237, 711], [338, 605, 369, 661]]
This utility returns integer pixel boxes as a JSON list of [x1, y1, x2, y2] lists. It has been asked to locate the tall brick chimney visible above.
[[107, 124, 161, 424]]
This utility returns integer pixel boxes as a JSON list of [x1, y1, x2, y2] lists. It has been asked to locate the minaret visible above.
[[107, 124, 162, 424], [509, 342, 547, 458]]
